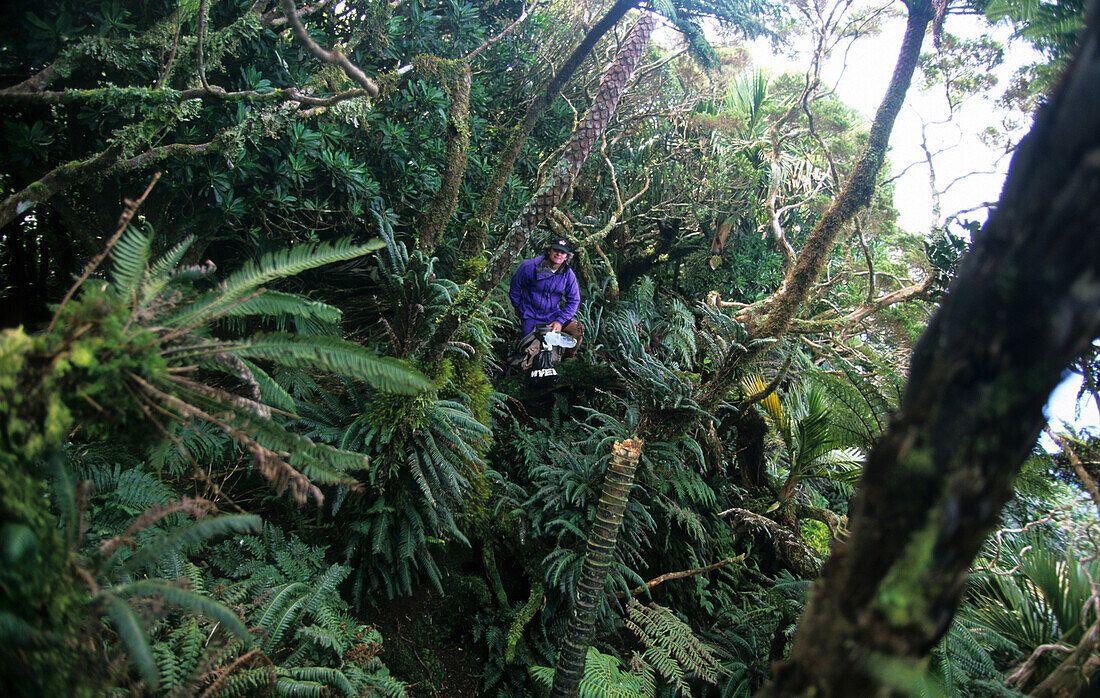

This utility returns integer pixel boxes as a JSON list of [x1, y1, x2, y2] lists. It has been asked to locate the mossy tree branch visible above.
[[751, 0, 935, 340]]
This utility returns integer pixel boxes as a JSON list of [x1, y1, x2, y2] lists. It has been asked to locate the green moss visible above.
[[874, 509, 940, 635], [505, 581, 544, 664], [800, 519, 830, 555]]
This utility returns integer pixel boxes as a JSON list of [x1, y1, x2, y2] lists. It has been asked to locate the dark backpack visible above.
[[507, 328, 576, 389]]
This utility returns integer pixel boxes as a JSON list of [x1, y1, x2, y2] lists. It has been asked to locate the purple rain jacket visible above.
[[509, 256, 580, 336]]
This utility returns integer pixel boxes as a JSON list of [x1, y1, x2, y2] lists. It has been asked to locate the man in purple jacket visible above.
[[509, 238, 583, 357]]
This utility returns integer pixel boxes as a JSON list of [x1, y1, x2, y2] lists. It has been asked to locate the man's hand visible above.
[[547, 321, 563, 332]]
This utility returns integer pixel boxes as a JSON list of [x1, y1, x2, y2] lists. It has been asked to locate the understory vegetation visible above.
[[2, 0, 1099, 696]]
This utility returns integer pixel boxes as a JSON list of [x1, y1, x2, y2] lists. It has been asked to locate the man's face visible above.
[[548, 248, 568, 266]]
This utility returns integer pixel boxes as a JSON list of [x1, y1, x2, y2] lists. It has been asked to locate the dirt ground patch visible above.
[[367, 586, 484, 696]]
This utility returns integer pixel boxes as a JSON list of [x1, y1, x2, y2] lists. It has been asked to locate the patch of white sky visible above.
[[686, 1, 1099, 439]]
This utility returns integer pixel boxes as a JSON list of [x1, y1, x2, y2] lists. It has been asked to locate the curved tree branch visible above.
[[280, 0, 379, 97], [760, 0, 1100, 691], [754, 0, 935, 340]]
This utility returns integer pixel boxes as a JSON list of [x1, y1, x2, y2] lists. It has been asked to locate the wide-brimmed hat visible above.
[[546, 238, 573, 254]]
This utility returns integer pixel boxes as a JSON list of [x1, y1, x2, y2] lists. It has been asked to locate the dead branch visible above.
[[720, 508, 822, 578], [465, 2, 534, 62], [617, 556, 744, 598]]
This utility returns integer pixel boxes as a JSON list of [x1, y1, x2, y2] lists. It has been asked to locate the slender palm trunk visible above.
[[550, 439, 643, 698]]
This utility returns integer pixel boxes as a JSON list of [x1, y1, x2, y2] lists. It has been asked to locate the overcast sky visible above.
[[742, 3, 1098, 438]]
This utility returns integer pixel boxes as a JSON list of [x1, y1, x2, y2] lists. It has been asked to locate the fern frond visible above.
[[241, 359, 297, 412], [110, 225, 152, 298], [122, 513, 261, 574], [221, 290, 343, 325], [166, 238, 384, 326], [115, 580, 250, 641], [218, 333, 433, 395], [279, 666, 357, 696], [99, 592, 159, 686], [147, 234, 195, 282]]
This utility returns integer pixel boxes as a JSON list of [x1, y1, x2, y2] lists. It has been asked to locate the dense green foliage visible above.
[[2, 0, 1096, 695]]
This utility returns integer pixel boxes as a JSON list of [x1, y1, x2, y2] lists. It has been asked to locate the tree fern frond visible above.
[[625, 599, 721, 692], [165, 238, 384, 326], [241, 359, 297, 412], [110, 225, 152, 299], [122, 514, 261, 574], [279, 667, 357, 696], [218, 333, 433, 395], [221, 290, 344, 325], [147, 234, 195, 282]]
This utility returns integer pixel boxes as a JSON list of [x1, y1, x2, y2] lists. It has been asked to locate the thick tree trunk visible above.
[[550, 439, 643, 698], [759, 3, 1100, 695], [752, 0, 934, 340]]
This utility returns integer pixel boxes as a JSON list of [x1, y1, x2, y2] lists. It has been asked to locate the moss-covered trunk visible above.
[[759, 6, 1100, 693], [419, 60, 472, 252], [752, 0, 934, 340]]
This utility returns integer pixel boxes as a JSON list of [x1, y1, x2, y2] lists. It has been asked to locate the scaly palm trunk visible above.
[[550, 439, 643, 698], [484, 11, 657, 286], [427, 11, 657, 359], [455, 0, 640, 265]]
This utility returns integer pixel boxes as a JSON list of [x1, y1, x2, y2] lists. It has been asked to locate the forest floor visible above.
[[370, 586, 483, 696]]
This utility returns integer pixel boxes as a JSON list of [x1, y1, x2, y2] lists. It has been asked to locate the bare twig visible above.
[[617, 556, 744, 598], [464, 2, 534, 62], [197, 0, 211, 90]]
